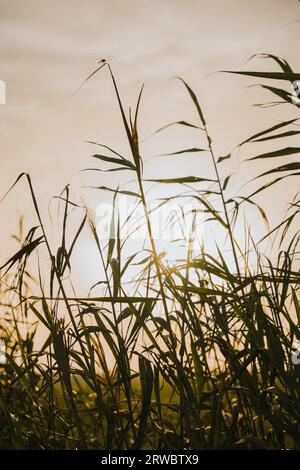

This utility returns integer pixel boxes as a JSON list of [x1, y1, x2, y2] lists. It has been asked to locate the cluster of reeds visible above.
[[0, 54, 299, 450]]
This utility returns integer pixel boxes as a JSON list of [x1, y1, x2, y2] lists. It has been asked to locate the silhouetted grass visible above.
[[0, 55, 299, 450]]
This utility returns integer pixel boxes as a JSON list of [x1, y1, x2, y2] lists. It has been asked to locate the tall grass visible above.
[[0, 55, 299, 450]]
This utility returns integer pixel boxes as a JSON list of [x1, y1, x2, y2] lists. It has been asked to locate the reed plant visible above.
[[0, 54, 299, 450]]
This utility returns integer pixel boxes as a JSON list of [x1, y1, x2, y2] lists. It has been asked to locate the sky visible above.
[[0, 0, 299, 293]]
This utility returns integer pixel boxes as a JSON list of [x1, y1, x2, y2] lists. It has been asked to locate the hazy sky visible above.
[[0, 0, 299, 291]]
